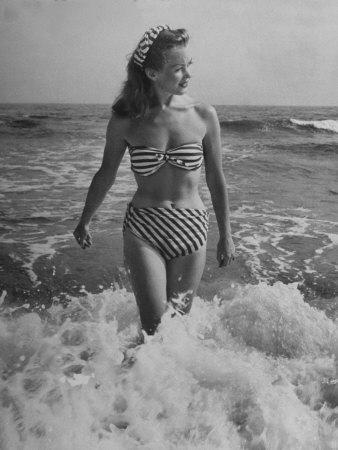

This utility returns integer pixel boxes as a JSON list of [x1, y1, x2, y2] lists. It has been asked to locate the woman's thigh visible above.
[[166, 243, 206, 315], [123, 228, 167, 334]]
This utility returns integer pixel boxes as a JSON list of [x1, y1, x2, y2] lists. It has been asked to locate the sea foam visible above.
[[0, 282, 337, 449], [291, 118, 338, 133]]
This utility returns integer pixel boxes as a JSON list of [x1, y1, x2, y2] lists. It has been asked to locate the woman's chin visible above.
[[176, 86, 188, 94]]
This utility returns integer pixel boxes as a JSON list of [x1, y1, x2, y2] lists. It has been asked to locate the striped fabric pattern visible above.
[[133, 25, 170, 67], [128, 142, 204, 176], [123, 203, 209, 260]]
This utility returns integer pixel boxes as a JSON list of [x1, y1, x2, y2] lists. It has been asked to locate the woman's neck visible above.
[[152, 87, 174, 110]]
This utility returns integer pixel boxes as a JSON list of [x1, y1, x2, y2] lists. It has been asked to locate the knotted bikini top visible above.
[[127, 142, 204, 176]]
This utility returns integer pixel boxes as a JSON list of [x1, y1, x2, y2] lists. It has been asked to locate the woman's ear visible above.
[[144, 67, 158, 81]]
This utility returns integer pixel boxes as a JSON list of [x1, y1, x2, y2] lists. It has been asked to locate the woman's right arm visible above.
[[73, 113, 127, 249]]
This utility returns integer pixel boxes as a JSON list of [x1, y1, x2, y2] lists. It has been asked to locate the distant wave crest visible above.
[[219, 118, 297, 133], [290, 118, 338, 133], [219, 117, 338, 134], [0, 114, 72, 132], [9, 118, 40, 128], [219, 119, 266, 132]]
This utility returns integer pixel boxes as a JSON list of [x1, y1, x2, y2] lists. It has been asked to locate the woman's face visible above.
[[150, 46, 193, 95]]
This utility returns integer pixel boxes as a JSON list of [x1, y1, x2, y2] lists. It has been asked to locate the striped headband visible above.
[[133, 25, 170, 68]]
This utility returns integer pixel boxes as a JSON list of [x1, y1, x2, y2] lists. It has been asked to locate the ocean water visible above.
[[0, 103, 337, 449]]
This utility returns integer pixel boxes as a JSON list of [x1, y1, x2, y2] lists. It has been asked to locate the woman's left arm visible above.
[[202, 105, 236, 267]]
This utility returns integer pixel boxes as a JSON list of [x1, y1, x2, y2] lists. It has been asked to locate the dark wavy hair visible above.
[[112, 28, 189, 118]]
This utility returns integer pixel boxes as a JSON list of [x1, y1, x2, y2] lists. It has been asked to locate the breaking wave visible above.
[[0, 282, 337, 449], [290, 119, 338, 133], [219, 117, 338, 134]]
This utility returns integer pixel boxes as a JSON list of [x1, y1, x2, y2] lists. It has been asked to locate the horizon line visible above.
[[1, 101, 338, 108]]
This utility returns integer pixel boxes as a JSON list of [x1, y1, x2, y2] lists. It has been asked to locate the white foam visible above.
[[291, 118, 338, 133], [328, 234, 338, 245], [232, 204, 338, 281], [0, 283, 336, 449], [0, 290, 7, 306], [22, 233, 73, 284]]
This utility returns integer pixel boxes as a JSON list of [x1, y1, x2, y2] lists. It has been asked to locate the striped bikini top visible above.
[[127, 141, 204, 176]]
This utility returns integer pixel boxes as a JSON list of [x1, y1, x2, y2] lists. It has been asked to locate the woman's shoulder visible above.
[[180, 95, 217, 119], [105, 111, 130, 143], [187, 98, 218, 127], [109, 110, 131, 124], [194, 100, 217, 118]]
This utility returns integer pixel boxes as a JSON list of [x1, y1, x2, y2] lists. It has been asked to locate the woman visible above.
[[73, 25, 235, 336]]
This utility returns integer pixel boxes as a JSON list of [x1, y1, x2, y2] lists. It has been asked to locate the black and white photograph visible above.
[[0, 0, 337, 448]]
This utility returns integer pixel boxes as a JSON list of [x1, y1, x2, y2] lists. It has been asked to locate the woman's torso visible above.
[[124, 97, 207, 209]]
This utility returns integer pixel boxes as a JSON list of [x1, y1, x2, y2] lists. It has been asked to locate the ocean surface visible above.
[[0, 103, 337, 449]]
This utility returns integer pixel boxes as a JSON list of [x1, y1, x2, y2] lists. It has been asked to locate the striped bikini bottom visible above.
[[123, 203, 209, 261]]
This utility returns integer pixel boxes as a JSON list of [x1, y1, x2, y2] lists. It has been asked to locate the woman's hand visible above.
[[73, 222, 92, 249], [217, 235, 236, 267]]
